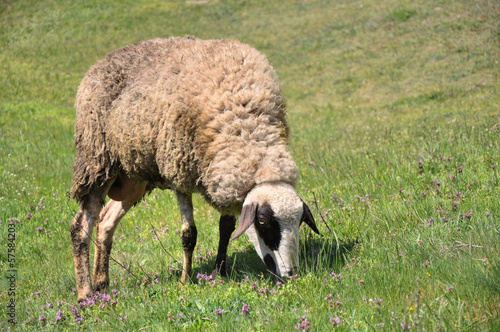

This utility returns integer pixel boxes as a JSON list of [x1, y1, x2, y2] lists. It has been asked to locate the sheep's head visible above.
[[232, 182, 320, 277]]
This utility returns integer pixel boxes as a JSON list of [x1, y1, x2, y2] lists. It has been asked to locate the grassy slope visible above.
[[0, 0, 499, 330]]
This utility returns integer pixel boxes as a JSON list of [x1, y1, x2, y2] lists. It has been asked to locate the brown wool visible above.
[[71, 37, 298, 211]]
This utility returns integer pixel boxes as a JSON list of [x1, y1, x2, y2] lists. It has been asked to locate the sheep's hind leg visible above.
[[176, 191, 197, 285], [71, 194, 104, 302], [212, 215, 236, 277], [92, 173, 146, 292], [92, 200, 133, 292]]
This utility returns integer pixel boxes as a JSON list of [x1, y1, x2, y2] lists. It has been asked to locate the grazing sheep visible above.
[[70, 37, 320, 302]]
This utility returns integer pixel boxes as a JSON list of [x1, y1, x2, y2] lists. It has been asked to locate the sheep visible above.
[[70, 36, 320, 302]]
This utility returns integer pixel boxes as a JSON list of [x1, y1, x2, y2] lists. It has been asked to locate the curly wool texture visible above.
[[71, 37, 298, 210]]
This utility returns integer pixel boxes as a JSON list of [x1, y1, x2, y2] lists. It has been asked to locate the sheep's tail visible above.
[[71, 133, 118, 204]]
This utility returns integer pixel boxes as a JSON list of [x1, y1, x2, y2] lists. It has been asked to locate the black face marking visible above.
[[254, 203, 281, 250], [263, 254, 277, 275]]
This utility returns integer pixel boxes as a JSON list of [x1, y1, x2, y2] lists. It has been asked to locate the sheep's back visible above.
[[72, 37, 293, 206]]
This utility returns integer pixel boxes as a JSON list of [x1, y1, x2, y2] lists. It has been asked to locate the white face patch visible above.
[[243, 182, 303, 277]]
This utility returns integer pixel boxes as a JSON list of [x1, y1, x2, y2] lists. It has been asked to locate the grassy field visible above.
[[1, 0, 499, 330]]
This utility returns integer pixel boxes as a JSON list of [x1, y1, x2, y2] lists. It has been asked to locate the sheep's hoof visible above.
[[77, 291, 92, 303]]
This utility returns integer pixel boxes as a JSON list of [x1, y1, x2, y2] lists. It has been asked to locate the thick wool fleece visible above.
[[71, 37, 298, 210]]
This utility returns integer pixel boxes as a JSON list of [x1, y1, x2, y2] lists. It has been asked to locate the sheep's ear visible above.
[[300, 201, 320, 235], [232, 202, 258, 240]]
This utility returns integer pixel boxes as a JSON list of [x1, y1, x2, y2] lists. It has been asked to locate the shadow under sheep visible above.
[[189, 233, 356, 283], [299, 233, 356, 274]]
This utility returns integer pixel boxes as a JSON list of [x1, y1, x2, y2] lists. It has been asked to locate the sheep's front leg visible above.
[[176, 191, 197, 284], [212, 215, 236, 277], [92, 200, 133, 292], [70, 196, 103, 302]]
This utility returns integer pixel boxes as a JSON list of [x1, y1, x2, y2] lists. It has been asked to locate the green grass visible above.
[[1, 0, 499, 330]]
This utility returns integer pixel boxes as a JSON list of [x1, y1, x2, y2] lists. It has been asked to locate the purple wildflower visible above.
[[295, 316, 311, 331], [401, 321, 411, 330], [55, 310, 64, 322], [101, 293, 110, 302], [461, 210, 473, 219], [215, 308, 225, 316], [69, 305, 79, 318], [241, 303, 249, 316], [330, 317, 342, 325]]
